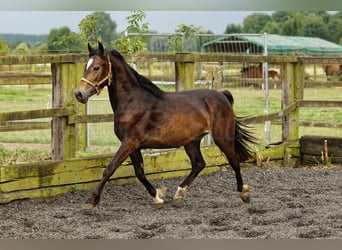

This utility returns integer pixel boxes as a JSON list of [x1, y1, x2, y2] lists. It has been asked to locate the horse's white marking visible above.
[[153, 186, 166, 208], [173, 186, 187, 203], [240, 184, 251, 203], [174, 186, 187, 197], [86, 58, 94, 70]]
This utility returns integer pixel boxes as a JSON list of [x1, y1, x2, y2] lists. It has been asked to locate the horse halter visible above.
[[81, 55, 112, 95]]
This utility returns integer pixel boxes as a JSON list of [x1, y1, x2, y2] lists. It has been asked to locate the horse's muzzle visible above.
[[75, 89, 91, 104]]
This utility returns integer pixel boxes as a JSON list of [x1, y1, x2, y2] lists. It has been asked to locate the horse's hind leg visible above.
[[213, 137, 250, 203], [172, 139, 206, 205], [130, 150, 166, 209]]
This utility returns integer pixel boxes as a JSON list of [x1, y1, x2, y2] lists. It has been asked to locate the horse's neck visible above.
[[107, 58, 136, 113]]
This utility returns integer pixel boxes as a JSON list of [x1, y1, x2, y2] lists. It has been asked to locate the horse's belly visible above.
[[141, 124, 208, 148]]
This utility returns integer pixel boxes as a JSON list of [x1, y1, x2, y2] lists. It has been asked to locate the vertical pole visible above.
[[263, 33, 270, 146], [86, 100, 91, 151], [212, 65, 223, 91], [74, 63, 87, 153], [282, 62, 300, 141], [51, 62, 84, 160], [175, 53, 195, 91]]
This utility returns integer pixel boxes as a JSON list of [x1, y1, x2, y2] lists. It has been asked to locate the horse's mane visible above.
[[110, 50, 165, 99]]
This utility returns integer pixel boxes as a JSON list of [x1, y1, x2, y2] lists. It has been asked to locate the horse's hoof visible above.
[[172, 186, 187, 206], [82, 202, 96, 209], [240, 184, 251, 203], [171, 197, 184, 206], [153, 198, 164, 209], [153, 202, 164, 209], [152, 186, 166, 209]]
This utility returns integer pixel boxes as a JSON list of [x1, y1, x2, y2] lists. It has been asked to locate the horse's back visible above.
[[324, 64, 340, 76], [164, 89, 233, 112]]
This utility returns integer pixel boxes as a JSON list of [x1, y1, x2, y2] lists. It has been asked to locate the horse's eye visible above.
[[94, 66, 100, 71]]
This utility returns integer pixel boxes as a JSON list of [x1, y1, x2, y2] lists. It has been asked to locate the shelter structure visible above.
[[201, 34, 342, 56]]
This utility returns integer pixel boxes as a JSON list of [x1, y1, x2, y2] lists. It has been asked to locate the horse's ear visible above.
[[98, 41, 105, 55], [87, 43, 93, 54]]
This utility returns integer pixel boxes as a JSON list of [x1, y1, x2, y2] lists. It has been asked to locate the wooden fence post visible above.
[[74, 63, 87, 153], [175, 53, 195, 91], [51, 62, 86, 160], [282, 62, 300, 141]]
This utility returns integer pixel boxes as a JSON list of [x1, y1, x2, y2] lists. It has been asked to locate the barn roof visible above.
[[201, 34, 342, 56]]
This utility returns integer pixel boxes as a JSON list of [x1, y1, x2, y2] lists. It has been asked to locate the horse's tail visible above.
[[222, 90, 257, 161]]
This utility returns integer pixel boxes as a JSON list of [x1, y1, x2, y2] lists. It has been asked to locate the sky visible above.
[[0, 11, 273, 35]]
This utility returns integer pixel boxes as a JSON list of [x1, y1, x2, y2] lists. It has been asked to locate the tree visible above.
[[326, 17, 342, 44], [113, 11, 149, 55], [15, 42, 30, 54], [0, 38, 11, 56], [79, 12, 117, 47], [242, 13, 271, 33], [280, 13, 303, 36], [224, 23, 242, 34], [33, 43, 48, 54], [308, 11, 331, 24], [271, 11, 293, 23], [47, 26, 83, 53], [302, 15, 330, 40], [168, 24, 201, 52], [261, 21, 280, 34]]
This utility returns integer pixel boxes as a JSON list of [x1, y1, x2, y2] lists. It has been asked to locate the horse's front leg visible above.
[[82, 141, 137, 209]]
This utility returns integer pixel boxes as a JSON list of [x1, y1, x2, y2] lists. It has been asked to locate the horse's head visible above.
[[75, 42, 111, 104]]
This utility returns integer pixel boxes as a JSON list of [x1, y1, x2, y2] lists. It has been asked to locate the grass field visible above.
[[0, 82, 341, 164]]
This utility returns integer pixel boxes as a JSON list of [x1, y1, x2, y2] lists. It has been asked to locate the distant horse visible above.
[[241, 63, 279, 79], [75, 42, 256, 209], [241, 63, 263, 78], [324, 64, 342, 78], [268, 70, 280, 79]]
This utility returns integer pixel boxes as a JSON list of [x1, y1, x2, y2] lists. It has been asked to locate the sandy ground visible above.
[[1, 165, 342, 239]]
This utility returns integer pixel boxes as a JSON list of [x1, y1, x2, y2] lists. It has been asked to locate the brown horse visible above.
[[241, 63, 279, 79], [75, 42, 256, 209], [324, 64, 342, 77]]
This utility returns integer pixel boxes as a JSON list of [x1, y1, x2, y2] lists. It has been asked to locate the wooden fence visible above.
[[0, 53, 341, 203]]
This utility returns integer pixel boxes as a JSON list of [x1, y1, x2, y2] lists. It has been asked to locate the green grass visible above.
[[0, 87, 52, 112], [0, 86, 52, 145], [0, 146, 50, 165]]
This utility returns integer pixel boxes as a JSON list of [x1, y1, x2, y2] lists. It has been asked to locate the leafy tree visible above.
[[113, 11, 149, 55], [271, 11, 293, 23], [327, 17, 342, 44], [15, 42, 30, 54], [242, 13, 271, 33], [280, 13, 303, 36], [47, 26, 70, 52], [302, 15, 330, 40], [224, 23, 242, 34], [308, 11, 331, 24], [261, 21, 280, 34], [168, 24, 201, 52], [47, 26, 83, 53], [33, 43, 48, 54], [79, 12, 117, 47], [229, 11, 342, 44], [0, 38, 11, 56]]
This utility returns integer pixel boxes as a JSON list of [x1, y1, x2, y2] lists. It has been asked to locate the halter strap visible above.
[[81, 55, 112, 95]]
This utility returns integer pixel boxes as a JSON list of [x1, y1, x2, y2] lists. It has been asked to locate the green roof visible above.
[[202, 34, 342, 56]]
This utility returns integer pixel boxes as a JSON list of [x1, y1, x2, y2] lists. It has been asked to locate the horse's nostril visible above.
[[75, 91, 82, 100], [75, 90, 87, 103]]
